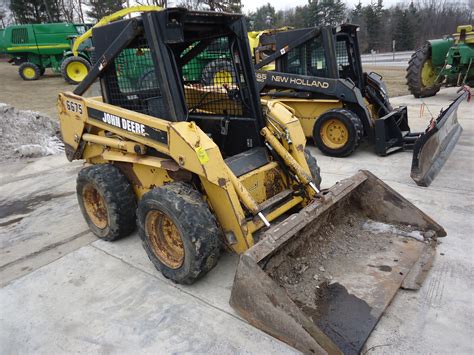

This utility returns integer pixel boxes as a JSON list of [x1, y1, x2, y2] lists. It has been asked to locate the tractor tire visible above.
[[61, 56, 91, 84], [304, 148, 322, 190], [406, 43, 441, 98], [313, 109, 363, 157], [137, 182, 222, 285], [76, 164, 137, 241], [18, 62, 40, 81], [201, 59, 235, 86]]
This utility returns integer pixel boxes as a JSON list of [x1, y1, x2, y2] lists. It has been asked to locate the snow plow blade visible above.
[[230, 170, 445, 355], [411, 91, 468, 187]]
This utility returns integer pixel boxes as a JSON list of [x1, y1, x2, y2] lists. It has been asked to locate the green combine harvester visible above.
[[0, 22, 92, 83], [407, 25, 474, 97]]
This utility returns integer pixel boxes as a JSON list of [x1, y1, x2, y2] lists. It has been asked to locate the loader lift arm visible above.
[[71, 5, 163, 57]]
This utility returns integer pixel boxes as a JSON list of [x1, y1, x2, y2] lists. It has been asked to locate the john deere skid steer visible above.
[[58, 9, 446, 354], [251, 25, 468, 187]]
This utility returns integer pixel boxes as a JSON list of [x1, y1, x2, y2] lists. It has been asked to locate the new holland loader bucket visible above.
[[230, 170, 445, 355], [411, 90, 469, 187]]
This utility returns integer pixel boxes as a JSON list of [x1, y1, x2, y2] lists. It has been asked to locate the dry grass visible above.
[[363, 65, 410, 97]]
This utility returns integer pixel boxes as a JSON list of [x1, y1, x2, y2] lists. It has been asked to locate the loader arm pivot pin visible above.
[[258, 212, 271, 227], [309, 182, 320, 194]]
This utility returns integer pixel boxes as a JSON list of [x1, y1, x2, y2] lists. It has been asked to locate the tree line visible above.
[[3, 0, 240, 23], [3, 0, 473, 53], [247, 0, 473, 53]]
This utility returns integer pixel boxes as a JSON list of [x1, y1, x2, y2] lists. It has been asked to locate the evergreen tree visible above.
[[86, 0, 123, 22], [393, 7, 414, 51], [306, 0, 346, 27], [364, 0, 384, 52], [350, 1, 368, 52], [10, 0, 61, 23], [248, 3, 280, 30]]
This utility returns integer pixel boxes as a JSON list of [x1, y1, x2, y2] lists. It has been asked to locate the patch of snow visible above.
[[0, 103, 64, 161], [362, 220, 425, 241]]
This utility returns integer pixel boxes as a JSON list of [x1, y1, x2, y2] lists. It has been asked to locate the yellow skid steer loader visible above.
[[251, 25, 468, 187], [58, 9, 445, 354]]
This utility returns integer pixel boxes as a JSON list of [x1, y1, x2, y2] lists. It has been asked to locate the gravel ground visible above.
[[0, 62, 76, 119], [363, 65, 410, 97]]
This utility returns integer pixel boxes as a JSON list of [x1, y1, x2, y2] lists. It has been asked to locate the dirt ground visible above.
[[363, 65, 410, 97], [0, 62, 72, 119]]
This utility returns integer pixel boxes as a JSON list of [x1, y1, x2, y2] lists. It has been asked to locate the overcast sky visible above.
[[241, 0, 411, 12]]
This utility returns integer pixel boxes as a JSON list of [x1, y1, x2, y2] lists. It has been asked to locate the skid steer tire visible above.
[[18, 62, 40, 81], [61, 56, 91, 84], [137, 182, 222, 285], [313, 109, 363, 157], [201, 59, 235, 86], [76, 164, 137, 241], [304, 148, 322, 189], [406, 44, 441, 98]]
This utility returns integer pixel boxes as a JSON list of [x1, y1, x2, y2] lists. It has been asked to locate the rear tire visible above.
[[313, 109, 363, 157], [18, 62, 40, 81], [201, 59, 235, 86], [137, 182, 222, 285], [406, 43, 441, 98], [304, 148, 322, 189], [76, 164, 137, 241], [61, 56, 91, 84]]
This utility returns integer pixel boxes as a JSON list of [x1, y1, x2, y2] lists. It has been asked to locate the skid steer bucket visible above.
[[411, 90, 469, 187], [230, 170, 445, 355]]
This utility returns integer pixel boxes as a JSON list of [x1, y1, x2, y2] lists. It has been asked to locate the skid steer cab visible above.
[[58, 8, 446, 354], [252, 24, 468, 186]]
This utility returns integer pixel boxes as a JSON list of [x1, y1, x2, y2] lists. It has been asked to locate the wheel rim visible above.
[[66, 61, 88, 82], [145, 210, 185, 269], [421, 60, 437, 88], [23, 67, 36, 79], [320, 118, 349, 149], [82, 183, 108, 229], [212, 70, 233, 85]]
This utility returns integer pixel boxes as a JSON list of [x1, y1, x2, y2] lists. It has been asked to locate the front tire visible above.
[[76, 164, 137, 241], [406, 43, 441, 98], [137, 182, 222, 285], [18, 62, 40, 81], [61, 56, 91, 84], [304, 148, 322, 189], [313, 109, 363, 157]]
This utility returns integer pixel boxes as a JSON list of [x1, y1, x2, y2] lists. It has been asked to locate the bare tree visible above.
[[135, 0, 167, 7]]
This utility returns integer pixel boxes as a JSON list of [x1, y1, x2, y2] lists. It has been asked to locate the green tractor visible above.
[[181, 38, 235, 85], [407, 25, 474, 97], [0, 22, 92, 84]]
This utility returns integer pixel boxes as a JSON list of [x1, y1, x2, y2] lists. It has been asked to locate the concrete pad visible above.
[[0, 246, 296, 354], [93, 236, 240, 316], [0, 155, 95, 286]]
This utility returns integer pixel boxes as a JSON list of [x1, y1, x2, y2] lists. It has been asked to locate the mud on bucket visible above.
[[230, 170, 445, 355]]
